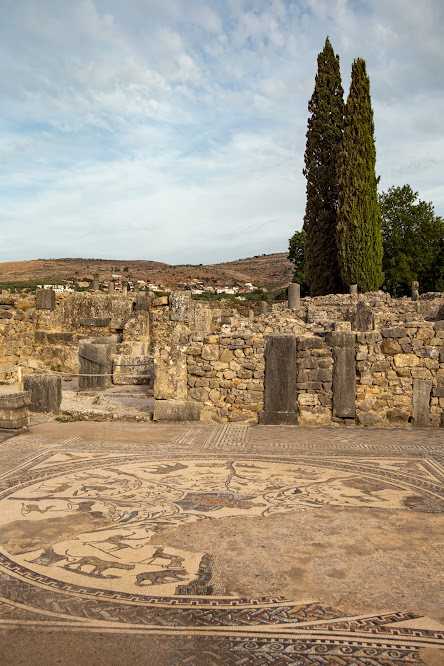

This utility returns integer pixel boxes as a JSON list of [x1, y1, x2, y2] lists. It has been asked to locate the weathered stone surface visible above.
[[36, 289, 55, 311], [153, 321, 189, 400], [354, 301, 375, 332], [201, 345, 219, 361], [79, 317, 111, 327], [332, 331, 355, 419], [381, 338, 402, 355], [0, 391, 31, 429], [260, 334, 297, 424], [170, 292, 191, 322], [386, 409, 409, 424], [79, 339, 116, 390], [393, 354, 420, 367], [412, 378, 432, 428], [357, 412, 381, 425], [112, 355, 153, 386], [23, 375, 62, 413], [382, 327, 407, 338], [153, 399, 202, 422], [298, 336, 324, 350]]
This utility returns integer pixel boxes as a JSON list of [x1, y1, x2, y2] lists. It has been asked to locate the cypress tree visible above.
[[302, 37, 344, 296], [336, 58, 383, 291]]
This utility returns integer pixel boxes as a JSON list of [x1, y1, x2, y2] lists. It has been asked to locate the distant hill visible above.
[[0, 253, 293, 290]]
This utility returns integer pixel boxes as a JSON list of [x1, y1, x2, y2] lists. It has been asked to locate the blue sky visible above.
[[1, 0, 443, 264]]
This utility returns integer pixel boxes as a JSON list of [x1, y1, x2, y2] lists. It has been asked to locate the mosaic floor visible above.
[[0, 423, 443, 665]]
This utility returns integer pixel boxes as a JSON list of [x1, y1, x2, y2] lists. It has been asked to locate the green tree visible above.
[[337, 58, 383, 292], [288, 230, 309, 295], [379, 185, 444, 296], [302, 37, 344, 296]]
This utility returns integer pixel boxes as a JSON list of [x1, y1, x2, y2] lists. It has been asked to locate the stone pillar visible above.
[[260, 301, 268, 315], [170, 291, 191, 321], [412, 281, 419, 301], [23, 375, 62, 414], [288, 283, 300, 311], [79, 338, 116, 390], [134, 282, 140, 294], [108, 281, 114, 295], [354, 301, 375, 331], [0, 392, 31, 430], [259, 334, 298, 424], [36, 289, 55, 310], [248, 308, 255, 322], [412, 378, 432, 427], [349, 284, 358, 296], [93, 274, 100, 292], [329, 329, 356, 420], [122, 281, 128, 298]]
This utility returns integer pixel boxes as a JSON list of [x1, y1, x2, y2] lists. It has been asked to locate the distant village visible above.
[[39, 276, 264, 299]]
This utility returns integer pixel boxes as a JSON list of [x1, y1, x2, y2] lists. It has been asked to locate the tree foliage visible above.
[[288, 230, 309, 296], [302, 37, 344, 296], [336, 58, 383, 292], [379, 185, 444, 295]]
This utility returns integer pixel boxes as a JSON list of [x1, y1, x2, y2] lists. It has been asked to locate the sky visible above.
[[1, 0, 443, 265]]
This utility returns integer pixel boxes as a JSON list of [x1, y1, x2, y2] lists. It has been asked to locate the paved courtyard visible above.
[[0, 421, 443, 665]]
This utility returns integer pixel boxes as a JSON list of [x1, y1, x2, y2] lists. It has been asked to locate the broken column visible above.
[[0, 392, 31, 430], [108, 281, 114, 295], [23, 375, 62, 414], [122, 281, 128, 298], [288, 283, 300, 311], [412, 281, 419, 301], [36, 289, 55, 310], [79, 337, 117, 390], [259, 334, 298, 424], [349, 284, 358, 296], [260, 301, 268, 315], [93, 274, 100, 292]]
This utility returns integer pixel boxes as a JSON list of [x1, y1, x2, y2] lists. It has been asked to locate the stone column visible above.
[[412, 281, 419, 301], [122, 281, 128, 298], [108, 281, 114, 295], [79, 338, 116, 390], [288, 283, 300, 311], [248, 308, 255, 322], [134, 282, 140, 294], [329, 328, 356, 420], [93, 274, 100, 292], [349, 284, 358, 296], [23, 375, 62, 414], [260, 301, 268, 315], [412, 378, 432, 427], [259, 334, 298, 424]]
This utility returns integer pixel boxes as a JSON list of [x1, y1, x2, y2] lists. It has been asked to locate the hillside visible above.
[[0, 253, 293, 290]]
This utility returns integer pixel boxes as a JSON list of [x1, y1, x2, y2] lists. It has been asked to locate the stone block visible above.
[[153, 400, 202, 422], [298, 336, 324, 350], [260, 334, 297, 424], [170, 291, 191, 321], [332, 331, 356, 419], [36, 289, 55, 310], [381, 338, 402, 355], [201, 345, 219, 361], [386, 409, 409, 424], [354, 301, 375, 331], [393, 354, 419, 367], [23, 375, 62, 414], [112, 355, 153, 386], [382, 327, 407, 338], [357, 412, 382, 425], [412, 378, 432, 428], [79, 317, 111, 327]]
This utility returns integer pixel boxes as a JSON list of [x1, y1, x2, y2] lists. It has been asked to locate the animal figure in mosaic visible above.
[[64, 555, 135, 578], [135, 568, 187, 586], [21, 503, 57, 515], [27, 547, 69, 566], [145, 546, 185, 569]]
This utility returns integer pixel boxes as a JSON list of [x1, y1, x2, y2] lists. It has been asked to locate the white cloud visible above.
[[0, 0, 443, 263]]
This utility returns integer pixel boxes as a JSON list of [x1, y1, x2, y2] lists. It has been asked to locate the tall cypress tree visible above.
[[302, 37, 344, 296], [336, 58, 383, 291]]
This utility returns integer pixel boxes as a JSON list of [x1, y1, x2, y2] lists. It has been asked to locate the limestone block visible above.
[[382, 327, 407, 338], [112, 355, 153, 386], [386, 409, 409, 424], [259, 334, 297, 425], [298, 393, 318, 406], [189, 302, 212, 335], [0, 391, 31, 429], [170, 291, 191, 322], [332, 331, 356, 419], [357, 412, 382, 425], [23, 375, 62, 414], [393, 354, 420, 367], [36, 289, 55, 311], [153, 400, 202, 422], [201, 345, 219, 361], [79, 339, 116, 390], [79, 317, 111, 327]]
